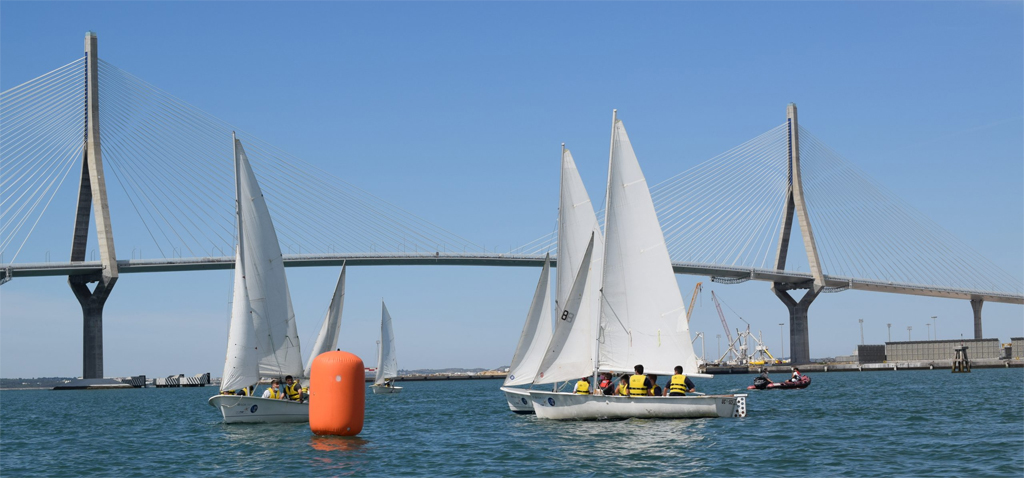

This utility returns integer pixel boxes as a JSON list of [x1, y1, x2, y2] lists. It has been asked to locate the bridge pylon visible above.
[[68, 32, 118, 379], [772, 103, 825, 365]]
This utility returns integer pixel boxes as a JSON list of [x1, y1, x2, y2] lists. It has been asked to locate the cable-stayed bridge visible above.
[[2, 33, 1021, 376]]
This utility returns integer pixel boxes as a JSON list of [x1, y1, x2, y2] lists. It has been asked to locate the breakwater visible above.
[[704, 358, 1023, 374]]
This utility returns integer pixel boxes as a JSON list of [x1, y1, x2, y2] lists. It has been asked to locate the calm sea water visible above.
[[2, 368, 1021, 477]]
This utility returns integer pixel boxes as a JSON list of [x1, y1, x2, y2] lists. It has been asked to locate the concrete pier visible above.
[[971, 298, 984, 339]]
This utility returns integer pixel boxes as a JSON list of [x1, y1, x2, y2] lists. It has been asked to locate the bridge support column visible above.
[[66, 32, 119, 381], [971, 298, 983, 339], [774, 285, 819, 364], [70, 277, 115, 378]]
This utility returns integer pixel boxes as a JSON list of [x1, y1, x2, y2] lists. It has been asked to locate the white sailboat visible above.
[[371, 301, 403, 394], [209, 135, 309, 423], [530, 112, 747, 420], [304, 265, 347, 377], [500, 255, 553, 413]]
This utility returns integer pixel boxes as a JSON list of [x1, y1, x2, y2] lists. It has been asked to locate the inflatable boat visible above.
[[747, 375, 811, 390]]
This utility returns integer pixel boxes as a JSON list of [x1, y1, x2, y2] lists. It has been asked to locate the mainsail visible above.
[[504, 255, 553, 387], [305, 265, 346, 374], [535, 234, 595, 384], [235, 136, 304, 379], [219, 250, 259, 392], [375, 302, 399, 385], [598, 115, 699, 376], [533, 146, 604, 384]]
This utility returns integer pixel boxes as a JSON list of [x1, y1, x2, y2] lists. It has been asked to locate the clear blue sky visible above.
[[2, 2, 1022, 378]]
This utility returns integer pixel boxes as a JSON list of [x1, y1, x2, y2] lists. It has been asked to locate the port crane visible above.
[[711, 291, 779, 365]]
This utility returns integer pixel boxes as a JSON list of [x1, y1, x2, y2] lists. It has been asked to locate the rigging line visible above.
[[653, 131, 786, 219], [0, 140, 80, 254], [649, 123, 789, 195], [657, 135, 788, 235], [99, 92, 222, 254], [0, 124, 82, 230], [0, 72, 86, 147], [664, 141, 788, 260], [0, 81, 87, 170], [802, 135, 964, 286], [106, 122, 213, 257], [0, 68, 85, 122], [99, 86, 237, 246], [102, 138, 166, 259], [102, 133, 181, 257], [7, 142, 83, 262], [243, 145, 468, 251], [0, 115, 85, 205], [99, 60, 483, 250], [0, 57, 84, 98], [799, 127, 1014, 286], [103, 69, 469, 254]]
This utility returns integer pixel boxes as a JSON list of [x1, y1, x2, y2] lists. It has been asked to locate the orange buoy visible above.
[[309, 351, 365, 436]]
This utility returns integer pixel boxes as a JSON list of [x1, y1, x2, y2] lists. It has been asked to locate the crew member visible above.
[[629, 364, 655, 397], [262, 379, 284, 399], [574, 376, 591, 395], [666, 365, 696, 396], [284, 375, 306, 403], [789, 367, 802, 382], [598, 373, 613, 394], [616, 376, 630, 396], [648, 374, 662, 396]]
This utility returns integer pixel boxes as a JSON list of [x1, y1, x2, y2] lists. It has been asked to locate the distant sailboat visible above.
[[208, 135, 309, 423], [499, 255, 553, 413], [305, 265, 346, 376], [371, 301, 403, 394], [529, 112, 747, 420]]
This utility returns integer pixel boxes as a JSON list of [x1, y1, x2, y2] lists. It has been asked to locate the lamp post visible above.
[[858, 319, 865, 345], [887, 323, 892, 342], [716, 334, 722, 360], [907, 326, 912, 341], [926, 323, 931, 340], [931, 316, 937, 340], [778, 323, 785, 362]]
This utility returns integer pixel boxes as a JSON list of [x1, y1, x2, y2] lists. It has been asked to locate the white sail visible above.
[[598, 116, 699, 376], [219, 250, 260, 392], [556, 147, 604, 320], [535, 234, 595, 384], [235, 138, 304, 379], [504, 255, 553, 387], [305, 265, 346, 374], [375, 301, 399, 385]]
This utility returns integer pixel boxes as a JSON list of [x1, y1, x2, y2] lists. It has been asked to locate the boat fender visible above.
[[310, 351, 365, 436]]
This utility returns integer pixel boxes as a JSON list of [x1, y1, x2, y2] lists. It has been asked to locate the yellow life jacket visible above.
[[669, 374, 688, 395], [629, 374, 648, 396], [285, 382, 302, 400], [575, 380, 590, 395], [267, 388, 282, 399], [617, 383, 629, 396]]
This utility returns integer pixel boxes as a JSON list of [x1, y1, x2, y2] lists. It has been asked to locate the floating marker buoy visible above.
[[309, 351, 365, 436]]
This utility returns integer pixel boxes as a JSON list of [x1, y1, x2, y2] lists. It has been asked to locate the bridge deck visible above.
[[3, 253, 1020, 305]]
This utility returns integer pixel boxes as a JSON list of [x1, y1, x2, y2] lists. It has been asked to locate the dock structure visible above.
[[952, 346, 971, 373]]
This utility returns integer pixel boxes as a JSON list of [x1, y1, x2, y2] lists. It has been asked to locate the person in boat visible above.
[[628, 364, 655, 397], [262, 379, 285, 400], [284, 375, 307, 403], [574, 376, 591, 395], [616, 375, 630, 396], [789, 367, 803, 382], [598, 373, 614, 395], [665, 365, 696, 396], [648, 374, 663, 396]]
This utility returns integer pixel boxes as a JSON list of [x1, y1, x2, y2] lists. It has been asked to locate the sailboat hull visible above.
[[500, 387, 535, 414], [370, 385, 403, 394], [528, 391, 746, 420], [208, 395, 309, 423]]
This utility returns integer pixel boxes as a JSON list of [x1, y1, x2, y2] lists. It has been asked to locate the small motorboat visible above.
[[747, 375, 811, 390]]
